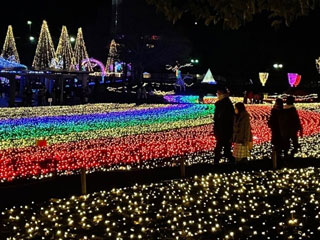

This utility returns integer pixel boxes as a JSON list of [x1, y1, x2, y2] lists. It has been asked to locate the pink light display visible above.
[[288, 73, 301, 87], [82, 58, 106, 76]]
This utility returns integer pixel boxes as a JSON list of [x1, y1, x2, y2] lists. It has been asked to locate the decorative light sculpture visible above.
[[32, 20, 56, 70], [288, 73, 298, 87], [294, 75, 301, 87], [106, 39, 120, 75], [1, 25, 20, 63], [74, 28, 92, 71], [166, 62, 193, 92], [315, 57, 320, 73], [202, 69, 216, 85], [82, 58, 106, 82], [56, 26, 76, 70], [259, 72, 269, 86], [315, 57, 320, 88], [0, 57, 27, 70]]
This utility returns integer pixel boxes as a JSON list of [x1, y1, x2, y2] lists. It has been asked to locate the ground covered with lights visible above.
[[1, 102, 320, 182], [2, 167, 320, 239]]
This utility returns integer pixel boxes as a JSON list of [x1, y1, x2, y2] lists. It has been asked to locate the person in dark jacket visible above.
[[279, 96, 302, 157], [232, 102, 253, 162], [268, 98, 284, 160], [214, 87, 235, 163], [243, 90, 248, 104]]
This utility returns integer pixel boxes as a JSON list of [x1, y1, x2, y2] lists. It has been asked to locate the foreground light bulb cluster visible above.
[[1, 102, 320, 182], [2, 167, 320, 239]]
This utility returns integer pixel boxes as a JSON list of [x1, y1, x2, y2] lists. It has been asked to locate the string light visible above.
[[56, 26, 76, 70], [32, 20, 56, 70], [0, 57, 27, 70], [74, 28, 93, 71], [0, 102, 320, 182], [1, 25, 20, 63], [2, 168, 320, 239], [106, 39, 120, 74]]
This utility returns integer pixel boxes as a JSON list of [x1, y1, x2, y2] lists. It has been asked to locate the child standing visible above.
[[232, 102, 253, 162]]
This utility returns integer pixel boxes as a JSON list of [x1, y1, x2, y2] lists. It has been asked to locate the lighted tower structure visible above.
[[111, 0, 123, 37]]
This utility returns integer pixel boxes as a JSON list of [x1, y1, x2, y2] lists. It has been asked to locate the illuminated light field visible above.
[[2, 167, 320, 239], [1, 103, 320, 182], [164, 95, 244, 104]]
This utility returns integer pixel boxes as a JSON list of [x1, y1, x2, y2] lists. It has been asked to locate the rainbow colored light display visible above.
[[1, 103, 320, 182], [163, 95, 241, 104]]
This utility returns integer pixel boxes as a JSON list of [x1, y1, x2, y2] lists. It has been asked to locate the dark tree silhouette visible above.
[[146, 0, 318, 29]]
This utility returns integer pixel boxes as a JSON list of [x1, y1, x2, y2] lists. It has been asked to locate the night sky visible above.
[[1, 0, 320, 86]]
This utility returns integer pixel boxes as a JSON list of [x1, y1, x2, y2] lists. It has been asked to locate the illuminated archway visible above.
[[78, 58, 106, 82]]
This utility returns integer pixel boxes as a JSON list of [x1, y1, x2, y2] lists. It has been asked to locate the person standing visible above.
[[243, 90, 248, 104], [279, 96, 302, 158], [141, 84, 147, 102], [136, 82, 142, 105], [232, 102, 253, 162], [214, 87, 235, 164], [268, 98, 284, 163]]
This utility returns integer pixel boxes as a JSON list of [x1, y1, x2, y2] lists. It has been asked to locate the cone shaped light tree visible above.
[[106, 39, 120, 74], [56, 26, 76, 70], [1, 25, 20, 63], [32, 20, 56, 70], [74, 28, 92, 71], [201, 69, 216, 84]]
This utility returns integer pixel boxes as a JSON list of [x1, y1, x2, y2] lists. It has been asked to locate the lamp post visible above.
[[273, 63, 283, 69], [27, 21, 32, 35], [191, 59, 199, 64], [190, 59, 199, 81], [272, 63, 284, 91]]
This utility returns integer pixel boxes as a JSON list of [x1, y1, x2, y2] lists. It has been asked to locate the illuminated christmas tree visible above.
[[56, 26, 76, 70], [32, 20, 56, 70], [1, 25, 20, 63], [106, 39, 120, 74], [74, 28, 92, 71]]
